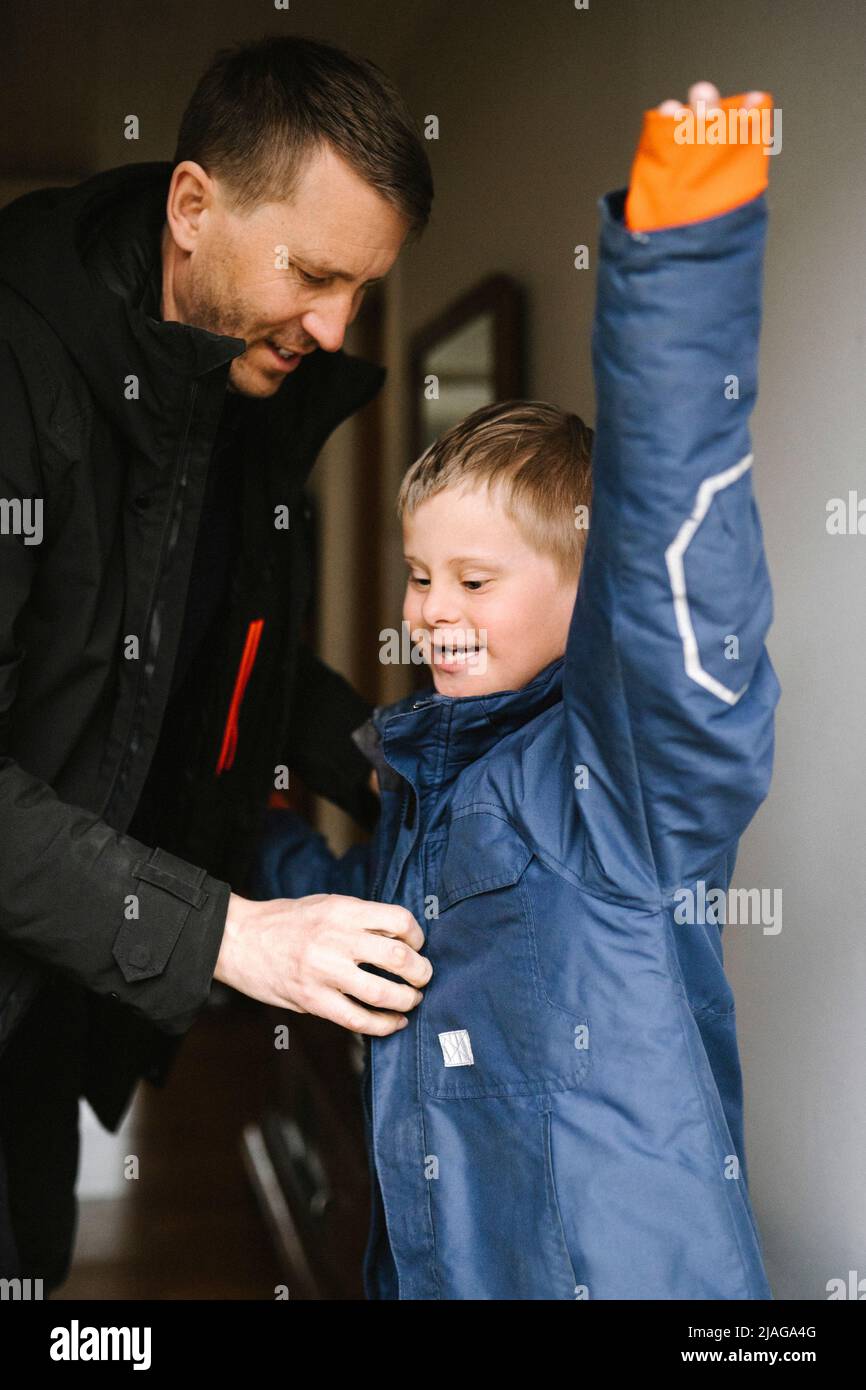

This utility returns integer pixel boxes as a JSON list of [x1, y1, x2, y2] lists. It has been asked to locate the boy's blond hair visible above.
[[397, 400, 594, 580]]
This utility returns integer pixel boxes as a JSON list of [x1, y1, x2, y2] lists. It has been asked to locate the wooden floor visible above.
[[53, 991, 284, 1300]]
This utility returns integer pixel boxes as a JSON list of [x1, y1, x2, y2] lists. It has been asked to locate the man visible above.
[[0, 35, 433, 1289]]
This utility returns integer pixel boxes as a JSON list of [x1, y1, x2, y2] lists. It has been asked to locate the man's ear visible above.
[[165, 160, 214, 254]]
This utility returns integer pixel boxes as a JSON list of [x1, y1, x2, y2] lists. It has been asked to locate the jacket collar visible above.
[[0, 162, 386, 463], [353, 656, 565, 795]]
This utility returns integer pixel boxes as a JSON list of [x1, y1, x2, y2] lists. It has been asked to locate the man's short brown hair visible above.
[[174, 34, 433, 239], [397, 400, 594, 579]]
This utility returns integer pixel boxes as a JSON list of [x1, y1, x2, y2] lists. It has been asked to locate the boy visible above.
[[254, 82, 780, 1299]]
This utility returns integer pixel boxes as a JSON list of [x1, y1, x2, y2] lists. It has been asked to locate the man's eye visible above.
[[297, 267, 327, 286]]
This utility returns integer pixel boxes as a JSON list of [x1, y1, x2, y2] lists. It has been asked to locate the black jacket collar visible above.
[[0, 162, 386, 463]]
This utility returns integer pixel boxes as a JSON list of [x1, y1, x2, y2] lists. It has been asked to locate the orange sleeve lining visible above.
[[624, 92, 774, 233]]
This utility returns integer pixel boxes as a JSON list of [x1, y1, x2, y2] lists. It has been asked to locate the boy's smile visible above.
[[402, 482, 579, 697]]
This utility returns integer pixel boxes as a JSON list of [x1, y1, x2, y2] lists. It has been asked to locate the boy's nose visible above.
[[421, 590, 464, 628]]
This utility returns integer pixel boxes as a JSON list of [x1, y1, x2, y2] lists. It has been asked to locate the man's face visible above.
[[402, 483, 579, 697], [162, 144, 409, 396]]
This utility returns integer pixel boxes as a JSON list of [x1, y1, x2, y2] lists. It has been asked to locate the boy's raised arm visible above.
[[565, 85, 781, 901]]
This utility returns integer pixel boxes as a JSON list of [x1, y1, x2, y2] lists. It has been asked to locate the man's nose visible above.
[[301, 299, 353, 353]]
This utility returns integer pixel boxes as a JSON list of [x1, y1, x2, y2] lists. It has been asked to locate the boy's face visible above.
[[402, 483, 579, 697]]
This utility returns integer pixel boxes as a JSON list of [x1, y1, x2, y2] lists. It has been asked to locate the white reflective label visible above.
[[438, 1029, 475, 1067]]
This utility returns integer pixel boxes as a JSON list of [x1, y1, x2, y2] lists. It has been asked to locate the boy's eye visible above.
[[407, 575, 487, 591]]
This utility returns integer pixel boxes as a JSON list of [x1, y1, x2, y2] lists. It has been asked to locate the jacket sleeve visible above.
[[565, 108, 781, 902], [250, 807, 375, 902], [283, 643, 380, 831], [0, 339, 229, 1035]]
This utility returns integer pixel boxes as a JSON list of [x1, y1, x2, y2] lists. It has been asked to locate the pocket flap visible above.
[[438, 813, 533, 911]]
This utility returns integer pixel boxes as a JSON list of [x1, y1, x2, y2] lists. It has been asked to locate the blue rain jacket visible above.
[[253, 184, 780, 1300]]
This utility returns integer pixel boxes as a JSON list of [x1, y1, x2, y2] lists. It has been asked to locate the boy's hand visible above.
[[655, 79, 764, 118], [626, 79, 774, 232]]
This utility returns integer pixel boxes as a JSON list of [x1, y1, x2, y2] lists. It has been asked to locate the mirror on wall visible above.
[[409, 274, 525, 460], [405, 275, 526, 693]]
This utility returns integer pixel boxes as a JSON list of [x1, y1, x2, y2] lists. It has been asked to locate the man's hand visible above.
[[214, 891, 431, 1035]]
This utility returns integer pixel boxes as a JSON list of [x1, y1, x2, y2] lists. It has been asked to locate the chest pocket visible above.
[[420, 811, 590, 1100]]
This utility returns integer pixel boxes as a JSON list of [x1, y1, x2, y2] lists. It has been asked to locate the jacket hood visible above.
[[0, 162, 386, 460], [352, 655, 565, 794]]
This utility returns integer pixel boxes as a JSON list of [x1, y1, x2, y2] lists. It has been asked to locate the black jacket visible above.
[[0, 162, 384, 1128]]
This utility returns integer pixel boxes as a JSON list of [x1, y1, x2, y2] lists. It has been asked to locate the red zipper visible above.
[[215, 618, 265, 775]]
